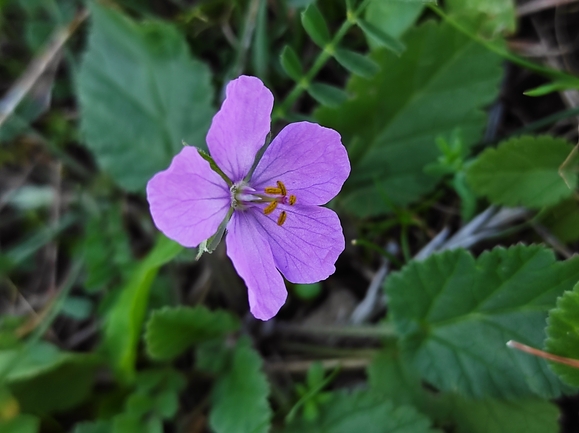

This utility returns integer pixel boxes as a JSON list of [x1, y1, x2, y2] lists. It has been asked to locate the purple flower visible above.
[[146, 76, 350, 320]]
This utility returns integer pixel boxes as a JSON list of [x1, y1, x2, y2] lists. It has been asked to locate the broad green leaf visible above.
[[102, 235, 182, 382], [541, 199, 579, 243], [301, 4, 331, 48], [316, 21, 501, 217], [356, 18, 405, 56], [280, 45, 303, 81], [210, 337, 272, 433], [308, 83, 347, 107], [0, 415, 39, 433], [144, 306, 239, 360], [78, 3, 214, 191], [284, 389, 439, 433], [333, 49, 380, 78], [368, 346, 560, 433], [466, 136, 575, 208], [364, 0, 424, 42], [546, 282, 579, 386], [0, 342, 98, 414], [386, 245, 579, 399], [447, 0, 516, 37]]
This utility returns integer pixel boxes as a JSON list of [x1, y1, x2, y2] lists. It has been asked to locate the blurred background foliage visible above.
[[1, 0, 579, 432]]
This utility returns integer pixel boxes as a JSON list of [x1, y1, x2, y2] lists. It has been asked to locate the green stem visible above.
[[428, 4, 579, 84], [273, 0, 372, 120]]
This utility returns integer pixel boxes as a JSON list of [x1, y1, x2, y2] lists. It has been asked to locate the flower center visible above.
[[230, 180, 296, 226]]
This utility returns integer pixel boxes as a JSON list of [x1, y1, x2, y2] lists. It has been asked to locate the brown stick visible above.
[[507, 340, 579, 369]]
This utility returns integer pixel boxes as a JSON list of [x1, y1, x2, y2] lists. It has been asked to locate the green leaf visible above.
[[524, 80, 579, 97], [301, 4, 331, 48], [102, 235, 183, 382], [316, 21, 502, 217], [251, 0, 269, 78], [356, 18, 405, 56], [446, 0, 516, 37], [78, 3, 214, 191], [546, 282, 579, 386], [210, 337, 272, 433], [364, 0, 424, 41], [284, 390, 439, 433], [308, 83, 348, 107], [333, 49, 380, 78], [0, 342, 99, 414], [386, 245, 579, 399], [540, 199, 579, 243], [74, 421, 112, 433], [368, 346, 560, 433], [280, 45, 303, 81], [83, 206, 133, 293], [144, 306, 239, 360], [0, 415, 39, 433], [466, 136, 575, 208]]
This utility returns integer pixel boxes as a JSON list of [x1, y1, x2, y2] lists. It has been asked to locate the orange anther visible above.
[[277, 180, 287, 196], [265, 187, 283, 195], [277, 211, 287, 226], [289, 195, 296, 205], [264, 201, 278, 215]]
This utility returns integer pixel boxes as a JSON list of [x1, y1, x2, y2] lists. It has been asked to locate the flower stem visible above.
[[273, 0, 372, 121]]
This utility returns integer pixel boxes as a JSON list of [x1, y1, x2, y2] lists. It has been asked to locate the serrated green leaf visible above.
[[364, 0, 424, 42], [333, 49, 379, 78], [356, 18, 405, 56], [308, 83, 347, 107], [368, 346, 560, 433], [316, 21, 502, 217], [546, 282, 579, 386], [103, 235, 182, 382], [210, 337, 272, 433], [280, 45, 303, 81], [466, 136, 575, 208], [284, 389, 440, 433], [386, 245, 579, 399], [83, 206, 133, 293], [301, 4, 331, 48], [78, 3, 214, 191], [145, 306, 239, 360]]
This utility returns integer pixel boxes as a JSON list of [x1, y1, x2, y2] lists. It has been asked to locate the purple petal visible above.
[[206, 76, 274, 183], [226, 211, 287, 320], [249, 204, 345, 283], [147, 146, 230, 248], [251, 122, 350, 206]]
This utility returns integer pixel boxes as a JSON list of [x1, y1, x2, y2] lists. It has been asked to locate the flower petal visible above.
[[249, 204, 345, 283], [206, 76, 274, 183], [226, 211, 287, 320], [147, 146, 230, 248], [251, 122, 350, 205]]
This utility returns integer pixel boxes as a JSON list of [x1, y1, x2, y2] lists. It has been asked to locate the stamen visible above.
[[277, 180, 287, 196], [277, 211, 287, 226], [289, 194, 296, 205], [264, 201, 278, 215], [264, 187, 283, 195]]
